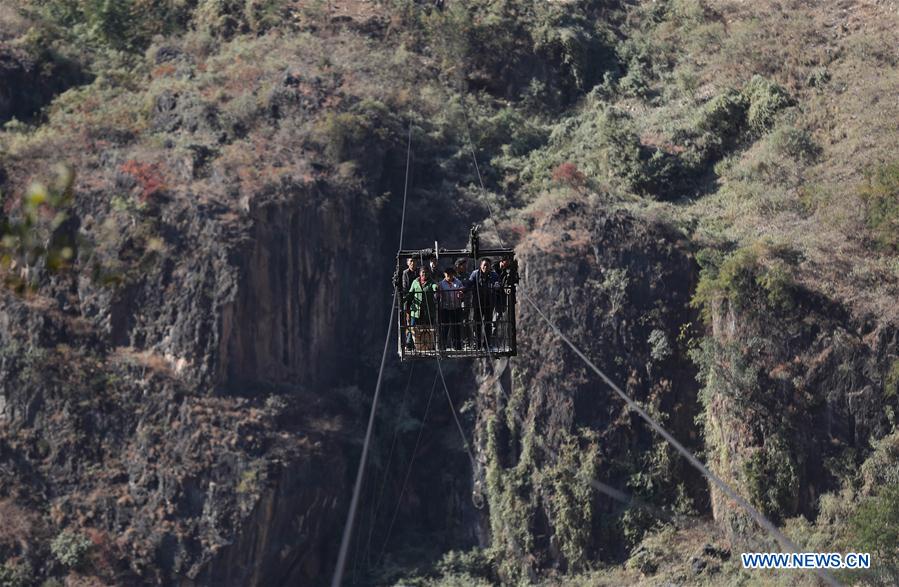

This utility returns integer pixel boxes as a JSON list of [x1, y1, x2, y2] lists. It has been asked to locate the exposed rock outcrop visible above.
[[699, 269, 899, 537], [477, 198, 707, 582], [0, 42, 87, 124], [0, 177, 386, 584]]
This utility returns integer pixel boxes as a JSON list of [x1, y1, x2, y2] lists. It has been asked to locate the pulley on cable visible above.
[[392, 225, 519, 361]]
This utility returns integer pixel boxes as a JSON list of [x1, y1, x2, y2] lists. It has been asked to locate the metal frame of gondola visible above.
[[393, 226, 518, 361]]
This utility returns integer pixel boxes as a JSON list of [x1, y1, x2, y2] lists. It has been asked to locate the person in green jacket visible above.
[[407, 267, 438, 349]]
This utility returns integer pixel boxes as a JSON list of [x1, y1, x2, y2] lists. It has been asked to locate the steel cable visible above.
[[331, 116, 415, 587]]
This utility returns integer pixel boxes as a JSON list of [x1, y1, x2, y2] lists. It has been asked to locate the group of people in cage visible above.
[[401, 255, 514, 353]]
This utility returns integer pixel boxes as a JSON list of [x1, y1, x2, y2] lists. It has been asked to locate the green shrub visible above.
[[1, 166, 77, 293], [690, 78, 789, 155], [806, 66, 830, 89], [38, 0, 195, 51], [743, 437, 799, 522], [0, 562, 30, 587], [859, 432, 899, 493], [743, 75, 791, 136], [50, 530, 92, 569], [236, 468, 259, 494], [544, 435, 597, 572], [648, 329, 672, 362], [598, 267, 629, 314], [770, 125, 820, 163], [530, 10, 616, 95], [850, 484, 899, 585], [194, 0, 286, 39], [435, 549, 493, 580], [318, 100, 399, 166], [754, 260, 794, 311], [597, 109, 645, 192], [694, 89, 747, 154], [859, 161, 899, 250], [691, 243, 796, 322], [618, 60, 651, 98], [885, 360, 899, 399], [422, 1, 616, 110]]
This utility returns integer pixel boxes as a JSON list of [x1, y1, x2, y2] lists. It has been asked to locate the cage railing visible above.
[[397, 285, 517, 359]]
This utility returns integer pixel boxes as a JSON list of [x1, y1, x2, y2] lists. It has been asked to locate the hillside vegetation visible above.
[[2, 0, 899, 585]]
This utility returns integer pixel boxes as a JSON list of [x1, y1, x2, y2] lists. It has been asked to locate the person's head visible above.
[[443, 267, 456, 281], [455, 258, 467, 272], [419, 267, 430, 280], [429, 256, 438, 268], [480, 258, 491, 272], [499, 256, 511, 269], [407, 257, 417, 270]]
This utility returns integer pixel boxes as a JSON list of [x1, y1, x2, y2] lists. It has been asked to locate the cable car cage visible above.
[[393, 226, 519, 360]]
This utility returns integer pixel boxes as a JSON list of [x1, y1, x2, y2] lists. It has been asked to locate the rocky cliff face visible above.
[[475, 198, 708, 582], [699, 262, 898, 538], [0, 41, 87, 125], [0, 174, 386, 584], [3, 0, 899, 583], [71, 179, 382, 392], [470, 194, 899, 582], [465, 202, 899, 587]]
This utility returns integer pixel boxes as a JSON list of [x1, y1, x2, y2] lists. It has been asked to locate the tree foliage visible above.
[[0, 165, 77, 292], [859, 161, 899, 250], [50, 530, 92, 569], [851, 484, 899, 585]]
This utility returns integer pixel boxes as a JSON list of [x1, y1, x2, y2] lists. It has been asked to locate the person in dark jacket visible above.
[[469, 258, 499, 349], [427, 256, 441, 283], [401, 257, 418, 349], [491, 256, 513, 349], [402, 257, 418, 293]]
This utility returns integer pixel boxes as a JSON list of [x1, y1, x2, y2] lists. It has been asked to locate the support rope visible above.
[[331, 116, 415, 587], [375, 372, 440, 567], [520, 290, 840, 587], [362, 362, 416, 568]]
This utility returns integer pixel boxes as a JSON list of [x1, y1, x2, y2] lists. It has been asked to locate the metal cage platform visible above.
[[394, 227, 518, 361]]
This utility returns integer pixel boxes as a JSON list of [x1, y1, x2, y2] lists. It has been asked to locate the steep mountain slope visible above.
[[1, 0, 898, 585]]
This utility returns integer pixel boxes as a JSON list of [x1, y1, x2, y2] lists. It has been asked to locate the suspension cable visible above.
[[362, 362, 416, 567], [375, 371, 440, 567], [331, 116, 415, 587], [520, 290, 840, 587], [397, 118, 413, 251], [331, 298, 396, 587], [419, 251, 478, 470], [435, 356, 478, 469]]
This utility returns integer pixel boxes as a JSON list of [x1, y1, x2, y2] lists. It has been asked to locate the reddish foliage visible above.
[[0, 500, 37, 549], [551, 162, 587, 190], [508, 221, 529, 239], [85, 527, 120, 581], [119, 160, 166, 202], [151, 63, 176, 78]]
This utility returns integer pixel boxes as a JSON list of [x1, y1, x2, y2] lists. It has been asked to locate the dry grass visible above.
[[0, 5, 27, 41], [629, 0, 899, 321], [0, 499, 40, 552]]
